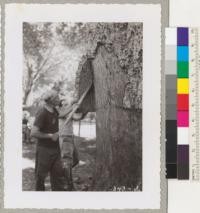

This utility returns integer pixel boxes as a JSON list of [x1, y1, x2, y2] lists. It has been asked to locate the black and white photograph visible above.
[[22, 22, 143, 192], [4, 4, 161, 209]]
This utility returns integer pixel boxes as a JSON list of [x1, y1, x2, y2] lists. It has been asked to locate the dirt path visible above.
[[22, 136, 96, 191]]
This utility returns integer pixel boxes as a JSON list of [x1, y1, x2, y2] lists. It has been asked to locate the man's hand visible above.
[[72, 102, 79, 109], [51, 132, 59, 142], [71, 98, 79, 106]]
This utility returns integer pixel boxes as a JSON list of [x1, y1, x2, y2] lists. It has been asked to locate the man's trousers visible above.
[[35, 145, 65, 191]]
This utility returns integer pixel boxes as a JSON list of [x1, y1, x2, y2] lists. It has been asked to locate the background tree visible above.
[[23, 23, 67, 105]]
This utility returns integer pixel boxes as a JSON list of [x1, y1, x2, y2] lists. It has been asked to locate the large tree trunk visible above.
[[75, 23, 143, 191], [92, 46, 142, 191]]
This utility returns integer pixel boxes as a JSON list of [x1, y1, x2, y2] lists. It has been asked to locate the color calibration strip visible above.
[[166, 28, 200, 180], [166, 27, 190, 179], [177, 28, 189, 180], [165, 28, 177, 178]]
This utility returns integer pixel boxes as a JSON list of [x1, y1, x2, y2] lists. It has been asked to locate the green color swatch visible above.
[[177, 62, 189, 78]]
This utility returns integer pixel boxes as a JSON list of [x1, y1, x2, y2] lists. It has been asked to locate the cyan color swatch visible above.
[[177, 46, 189, 62]]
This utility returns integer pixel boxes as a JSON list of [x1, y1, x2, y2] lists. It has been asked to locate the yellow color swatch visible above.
[[177, 79, 189, 94]]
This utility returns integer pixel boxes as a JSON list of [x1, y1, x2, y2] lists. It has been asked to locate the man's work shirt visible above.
[[34, 106, 59, 149]]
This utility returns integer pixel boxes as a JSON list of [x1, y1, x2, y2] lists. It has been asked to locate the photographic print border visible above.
[[0, 0, 168, 212]]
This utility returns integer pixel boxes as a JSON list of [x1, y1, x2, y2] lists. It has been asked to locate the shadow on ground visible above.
[[22, 136, 96, 191]]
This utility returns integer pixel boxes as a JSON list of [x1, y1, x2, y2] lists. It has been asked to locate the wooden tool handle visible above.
[[60, 83, 92, 133]]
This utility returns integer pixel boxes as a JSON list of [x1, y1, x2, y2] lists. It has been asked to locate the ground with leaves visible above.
[[22, 136, 96, 191]]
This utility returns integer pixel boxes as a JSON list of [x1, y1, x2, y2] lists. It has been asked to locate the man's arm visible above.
[[30, 126, 58, 142], [58, 104, 73, 118], [58, 101, 80, 119]]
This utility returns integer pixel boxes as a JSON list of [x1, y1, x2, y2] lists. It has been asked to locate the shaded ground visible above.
[[22, 136, 96, 191]]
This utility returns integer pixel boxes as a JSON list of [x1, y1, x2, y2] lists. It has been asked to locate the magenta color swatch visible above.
[[177, 111, 189, 127]]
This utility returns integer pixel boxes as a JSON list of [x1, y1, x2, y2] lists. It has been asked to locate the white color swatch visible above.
[[165, 28, 177, 45], [177, 127, 189, 145]]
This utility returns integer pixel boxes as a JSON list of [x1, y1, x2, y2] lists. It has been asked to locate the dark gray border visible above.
[[0, 0, 168, 212]]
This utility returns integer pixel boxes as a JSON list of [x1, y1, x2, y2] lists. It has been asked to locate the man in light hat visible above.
[[31, 89, 65, 191]]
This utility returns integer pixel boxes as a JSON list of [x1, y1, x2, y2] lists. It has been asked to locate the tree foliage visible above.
[[23, 22, 142, 109], [23, 23, 64, 105]]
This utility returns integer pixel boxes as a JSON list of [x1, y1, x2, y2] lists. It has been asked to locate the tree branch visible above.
[[32, 43, 55, 81], [23, 61, 34, 105], [32, 60, 64, 87]]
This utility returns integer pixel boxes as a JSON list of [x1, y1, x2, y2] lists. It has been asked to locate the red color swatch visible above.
[[177, 94, 189, 111]]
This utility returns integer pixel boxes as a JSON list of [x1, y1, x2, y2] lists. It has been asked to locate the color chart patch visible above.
[[165, 27, 189, 179], [177, 28, 189, 180], [166, 27, 200, 181], [165, 28, 177, 178]]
